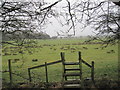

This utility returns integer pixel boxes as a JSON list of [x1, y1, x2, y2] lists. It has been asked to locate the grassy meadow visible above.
[[2, 38, 118, 85]]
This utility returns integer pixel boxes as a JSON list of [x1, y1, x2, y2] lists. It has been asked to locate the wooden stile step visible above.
[[63, 73, 81, 76], [64, 62, 80, 65], [63, 80, 81, 84], [65, 68, 80, 71], [63, 80, 81, 88], [67, 79, 81, 81], [63, 84, 81, 88]]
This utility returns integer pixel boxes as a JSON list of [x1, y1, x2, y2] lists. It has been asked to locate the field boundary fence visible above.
[[2, 59, 29, 87], [3, 52, 94, 87], [28, 52, 94, 84], [28, 60, 63, 82]]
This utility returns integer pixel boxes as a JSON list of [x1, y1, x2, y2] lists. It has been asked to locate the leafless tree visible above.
[[82, 1, 120, 46], [0, 0, 119, 46], [0, 0, 61, 46], [56, 0, 120, 46]]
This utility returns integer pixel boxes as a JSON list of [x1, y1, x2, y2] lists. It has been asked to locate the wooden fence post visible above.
[[78, 51, 84, 88], [78, 51, 82, 80], [61, 52, 65, 63], [45, 62, 48, 84], [91, 61, 94, 82], [28, 68, 32, 82], [8, 59, 12, 86], [61, 52, 67, 80]]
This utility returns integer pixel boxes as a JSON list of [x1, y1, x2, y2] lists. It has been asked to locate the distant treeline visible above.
[[1, 30, 50, 41]]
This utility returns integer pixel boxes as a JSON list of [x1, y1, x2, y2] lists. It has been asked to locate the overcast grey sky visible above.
[[44, 0, 118, 37], [44, 17, 97, 37], [44, 0, 101, 37]]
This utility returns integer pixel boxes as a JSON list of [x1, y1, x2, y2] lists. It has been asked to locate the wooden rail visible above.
[[81, 59, 94, 82], [81, 59, 92, 68], [28, 60, 62, 70], [28, 60, 63, 82]]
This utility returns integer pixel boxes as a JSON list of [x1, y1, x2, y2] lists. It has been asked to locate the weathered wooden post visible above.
[[91, 61, 94, 82], [45, 62, 48, 84], [78, 51, 82, 80], [28, 68, 32, 82], [61, 52, 67, 80], [61, 52, 65, 64], [78, 51, 84, 88], [8, 59, 12, 86]]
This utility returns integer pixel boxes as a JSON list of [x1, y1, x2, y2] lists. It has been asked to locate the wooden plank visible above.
[[28, 60, 62, 70], [63, 80, 81, 84], [65, 68, 80, 71], [64, 62, 79, 65], [81, 59, 92, 68], [63, 84, 81, 88], [64, 73, 81, 76]]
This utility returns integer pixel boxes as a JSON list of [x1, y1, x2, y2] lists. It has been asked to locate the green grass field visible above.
[[2, 38, 118, 85]]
